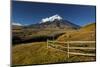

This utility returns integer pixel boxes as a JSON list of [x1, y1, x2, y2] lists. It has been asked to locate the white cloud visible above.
[[40, 14, 62, 23], [12, 22, 22, 26]]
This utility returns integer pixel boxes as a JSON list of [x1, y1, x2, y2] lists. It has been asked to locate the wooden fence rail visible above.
[[48, 40, 96, 43], [47, 40, 96, 58]]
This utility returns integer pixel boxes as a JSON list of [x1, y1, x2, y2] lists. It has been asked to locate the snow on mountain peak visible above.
[[40, 14, 62, 23], [12, 22, 22, 26]]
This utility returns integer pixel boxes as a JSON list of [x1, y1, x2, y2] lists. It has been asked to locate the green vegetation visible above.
[[12, 32, 65, 45]]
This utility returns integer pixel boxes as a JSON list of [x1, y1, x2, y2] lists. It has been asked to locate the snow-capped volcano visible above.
[[40, 14, 62, 23], [27, 14, 80, 29]]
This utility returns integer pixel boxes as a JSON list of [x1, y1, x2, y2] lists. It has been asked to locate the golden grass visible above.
[[12, 42, 69, 65], [81, 23, 96, 31], [57, 31, 96, 41], [57, 23, 96, 41], [12, 42, 95, 66]]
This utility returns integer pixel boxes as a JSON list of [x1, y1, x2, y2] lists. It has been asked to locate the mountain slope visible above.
[[57, 22, 96, 41], [28, 19, 80, 30]]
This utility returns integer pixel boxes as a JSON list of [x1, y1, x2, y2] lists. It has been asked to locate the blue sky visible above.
[[12, 1, 96, 26]]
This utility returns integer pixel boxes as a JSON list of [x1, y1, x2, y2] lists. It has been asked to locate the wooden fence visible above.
[[47, 40, 96, 58]]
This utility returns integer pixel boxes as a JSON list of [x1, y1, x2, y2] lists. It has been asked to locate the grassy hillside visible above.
[[57, 31, 95, 41], [57, 23, 96, 41], [12, 42, 69, 65], [12, 42, 95, 66], [81, 23, 96, 31], [12, 23, 96, 66]]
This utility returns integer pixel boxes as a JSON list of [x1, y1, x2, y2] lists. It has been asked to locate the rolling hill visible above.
[[81, 22, 96, 31], [57, 23, 96, 41]]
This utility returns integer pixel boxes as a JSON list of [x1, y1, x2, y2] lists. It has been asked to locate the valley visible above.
[[12, 15, 96, 66]]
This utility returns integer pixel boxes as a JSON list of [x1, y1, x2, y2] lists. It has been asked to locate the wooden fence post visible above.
[[67, 41, 69, 59], [47, 39, 48, 49]]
